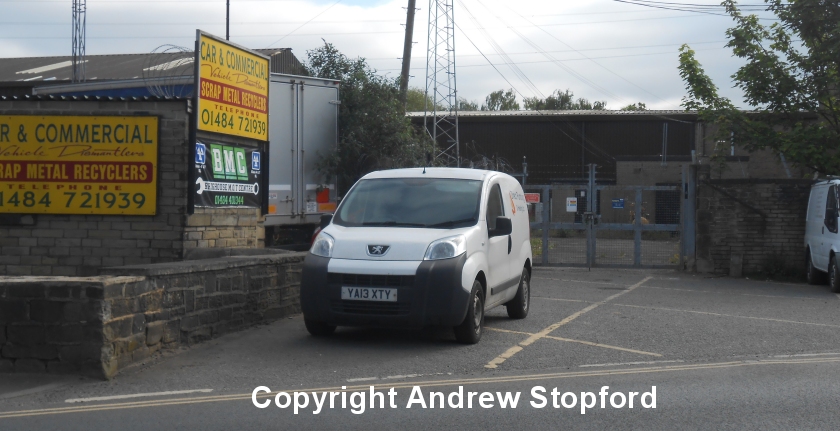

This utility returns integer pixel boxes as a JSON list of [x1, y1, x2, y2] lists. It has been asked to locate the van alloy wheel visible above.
[[472, 293, 483, 336]]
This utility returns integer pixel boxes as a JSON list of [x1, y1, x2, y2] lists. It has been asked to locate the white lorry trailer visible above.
[[265, 73, 340, 247]]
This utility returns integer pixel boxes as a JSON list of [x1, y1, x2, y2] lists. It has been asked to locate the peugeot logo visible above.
[[367, 245, 390, 256]]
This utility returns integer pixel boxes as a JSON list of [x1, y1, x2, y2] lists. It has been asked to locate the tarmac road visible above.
[[1, 267, 839, 430]]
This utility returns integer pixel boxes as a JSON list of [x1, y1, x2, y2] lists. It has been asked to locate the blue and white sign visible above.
[[251, 151, 261, 171], [612, 198, 625, 209], [195, 143, 206, 165]]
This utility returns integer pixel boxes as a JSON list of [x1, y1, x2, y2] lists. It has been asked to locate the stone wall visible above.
[[0, 252, 304, 378], [185, 208, 264, 249], [694, 166, 812, 275]]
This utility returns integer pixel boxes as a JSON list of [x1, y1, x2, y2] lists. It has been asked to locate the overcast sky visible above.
[[1, 0, 779, 110]]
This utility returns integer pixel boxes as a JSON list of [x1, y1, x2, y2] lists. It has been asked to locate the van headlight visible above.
[[311, 232, 335, 257], [424, 235, 467, 260]]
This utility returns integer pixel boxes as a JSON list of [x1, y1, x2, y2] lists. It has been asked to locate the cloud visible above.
[[0, 0, 773, 109]]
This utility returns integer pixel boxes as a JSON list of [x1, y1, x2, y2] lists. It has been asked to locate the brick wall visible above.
[[0, 99, 190, 276], [694, 165, 812, 275], [0, 252, 304, 378]]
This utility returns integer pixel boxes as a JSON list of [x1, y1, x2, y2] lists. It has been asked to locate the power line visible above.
[[368, 40, 731, 60], [0, 13, 719, 26], [376, 46, 729, 70], [267, 0, 342, 48], [453, 19, 617, 162], [490, 0, 678, 109]]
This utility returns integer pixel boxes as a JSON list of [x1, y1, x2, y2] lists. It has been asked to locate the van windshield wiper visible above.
[[361, 221, 428, 227], [428, 218, 476, 228]]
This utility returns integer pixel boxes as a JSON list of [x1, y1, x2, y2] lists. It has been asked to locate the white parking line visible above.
[[485, 276, 653, 369], [531, 296, 591, 304], [486, 326, 661, 357], [347, 373, 451, 383], [579, 360, 684, 368], [771, 352, 840, 358], [612, 303, 840, 328], [532, 277, 626, 287], [65, 389, 213, 403], [346, 377, 378, 383], [642, 284, 828, 301]]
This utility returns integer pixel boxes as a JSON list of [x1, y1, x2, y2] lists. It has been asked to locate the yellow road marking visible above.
[[611, 303, 840, 329], [486, 327, 661, 357], [2, 356, 839, 419], [484, 276, 653, 369]]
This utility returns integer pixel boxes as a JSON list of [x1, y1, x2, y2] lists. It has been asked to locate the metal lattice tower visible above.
[[424, 0, 460, 167], [71, 0, 86, 82]]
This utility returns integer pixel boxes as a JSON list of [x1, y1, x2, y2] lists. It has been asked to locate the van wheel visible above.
[[806, 250, 826, 285], [454, 280, 484, 344], [829, 256, 840, 293], [304, 319, 336, 337], [506, 267, 530, 319]]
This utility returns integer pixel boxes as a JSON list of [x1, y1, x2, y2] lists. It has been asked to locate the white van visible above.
[[805, 178, 840, 291], [300, 168, 532, 344]]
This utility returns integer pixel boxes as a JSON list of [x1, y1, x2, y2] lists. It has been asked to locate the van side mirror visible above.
[[320, 214, 333, 229], [490, 217, 512, 237]]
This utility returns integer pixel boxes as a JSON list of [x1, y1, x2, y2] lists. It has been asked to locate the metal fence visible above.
[[526, 165, 686, 268]]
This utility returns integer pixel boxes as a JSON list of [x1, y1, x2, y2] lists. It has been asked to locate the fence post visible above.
[[634, 187, 642, 267], [542, 185, 550, 265], [588, 164, 596, 269]]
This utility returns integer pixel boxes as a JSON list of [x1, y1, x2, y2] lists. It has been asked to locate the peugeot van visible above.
[[805, 178, 840, 291], [300, 168, 532, 344]]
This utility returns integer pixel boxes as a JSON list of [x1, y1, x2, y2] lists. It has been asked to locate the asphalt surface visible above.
[[2, 267, 839, 430]]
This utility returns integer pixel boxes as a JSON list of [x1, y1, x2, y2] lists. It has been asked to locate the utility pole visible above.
[[226, 0, 230, 40], [399, 0, 417, 107]]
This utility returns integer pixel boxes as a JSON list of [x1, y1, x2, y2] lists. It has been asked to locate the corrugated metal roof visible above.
[[0, 94, 188, 102], [0, 48, 301, 83]]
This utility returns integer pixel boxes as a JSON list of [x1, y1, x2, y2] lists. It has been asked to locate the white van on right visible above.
[[805, 178, 840, 291]]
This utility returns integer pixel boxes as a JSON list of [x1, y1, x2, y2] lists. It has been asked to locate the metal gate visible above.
[[525, 165, 689, 268]]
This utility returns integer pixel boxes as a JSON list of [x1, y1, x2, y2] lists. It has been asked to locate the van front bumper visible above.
[[300, 254, 470, 328]]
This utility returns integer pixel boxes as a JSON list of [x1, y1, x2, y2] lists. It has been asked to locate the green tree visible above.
[[481, 89, 520, 111], [523, 89, 607, 110], [620, 102, 647, 111], [458, 98, 480, 111], [678, 0, 840, 174], [404, 87, 441, 112], [305, 42, 430, 190]]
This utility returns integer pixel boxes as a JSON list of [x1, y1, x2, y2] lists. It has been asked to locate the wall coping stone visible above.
[[183, 247, 294, 261], [0, 276, 145, 285], [100, 252, 307, 277], [706, 178, 814, 185]]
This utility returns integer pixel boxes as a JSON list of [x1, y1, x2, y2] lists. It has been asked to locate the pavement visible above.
[[1, 267, 839, 430]]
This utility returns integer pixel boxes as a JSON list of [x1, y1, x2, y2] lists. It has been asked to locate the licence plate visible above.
[[341, 287, 398, 302]]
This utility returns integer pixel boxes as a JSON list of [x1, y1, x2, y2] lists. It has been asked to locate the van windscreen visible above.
[[333, 178, 483, 228]]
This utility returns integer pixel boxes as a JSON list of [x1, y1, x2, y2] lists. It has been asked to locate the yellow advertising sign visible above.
[[0, 115, 158, 215], [197, 31, 269, 141]]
